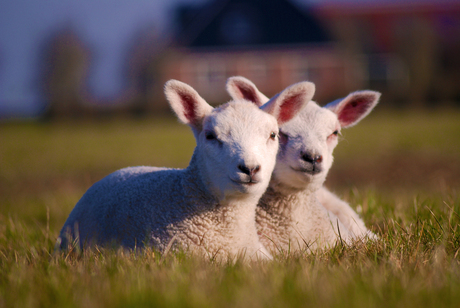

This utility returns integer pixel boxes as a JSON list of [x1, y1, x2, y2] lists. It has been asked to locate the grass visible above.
[[1, 109, 460, 307]]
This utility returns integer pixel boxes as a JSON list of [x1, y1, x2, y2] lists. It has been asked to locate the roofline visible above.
[[311, 0, 460, 17], [176, 0, 231, 47], [171, 41, 340, 54]]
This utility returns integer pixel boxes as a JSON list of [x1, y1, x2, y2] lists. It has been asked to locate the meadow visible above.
[[1, 108, 460, 307]]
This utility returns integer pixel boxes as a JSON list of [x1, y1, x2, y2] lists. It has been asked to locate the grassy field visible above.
[[1, 109, 460, 307]]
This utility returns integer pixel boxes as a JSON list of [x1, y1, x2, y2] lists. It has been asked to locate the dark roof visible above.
[[175, 0, 331, 49]]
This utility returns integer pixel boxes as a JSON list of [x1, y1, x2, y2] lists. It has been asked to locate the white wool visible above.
[[58, 79, 313, 261], [226, 76, 380, 253], [317, 187, 378, 240]]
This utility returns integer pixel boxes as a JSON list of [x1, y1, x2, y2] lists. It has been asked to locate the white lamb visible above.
[[57, 79, 314, 260], [226, 77, 380, 253]]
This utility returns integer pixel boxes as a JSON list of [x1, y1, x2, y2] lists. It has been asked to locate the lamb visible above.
[[226, 76, 380, 253], [57, 79, 314, 260]]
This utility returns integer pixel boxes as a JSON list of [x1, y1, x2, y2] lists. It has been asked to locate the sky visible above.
[[0, 0, 208, 118]]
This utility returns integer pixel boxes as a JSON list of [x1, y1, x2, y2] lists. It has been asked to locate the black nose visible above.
[[238, 164, 261, 177], [301, 153, 323, 164]]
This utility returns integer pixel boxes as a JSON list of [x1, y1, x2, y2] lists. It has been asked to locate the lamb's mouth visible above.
[[290, 166, 322, 176], [230, 178, 260, 186]]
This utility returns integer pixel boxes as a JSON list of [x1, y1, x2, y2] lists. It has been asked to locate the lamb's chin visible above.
[[274, 168, 319, 190], [220, 189, 265, 205], [232, 182, 266, 196], [214, 180, 264, 201]]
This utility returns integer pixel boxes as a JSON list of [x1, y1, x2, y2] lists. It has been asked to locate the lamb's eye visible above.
[[328, 130, 339, 141], [205, 131, 216, 140], [270, 131, 277, 140], [279, 130, 289, 143]]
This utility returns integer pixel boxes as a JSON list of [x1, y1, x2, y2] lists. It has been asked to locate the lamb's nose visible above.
[[238, 164, 261, 177], [301, 153, 323, 164]]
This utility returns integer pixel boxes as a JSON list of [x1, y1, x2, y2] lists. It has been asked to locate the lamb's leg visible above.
[[318, 186, 377, 239]]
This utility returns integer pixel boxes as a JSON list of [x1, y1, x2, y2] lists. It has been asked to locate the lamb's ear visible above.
[[325, 91, 381, 128], [226, 76, 269, 107], [164, 80, 213, 131], [261, 81, 315, 125]]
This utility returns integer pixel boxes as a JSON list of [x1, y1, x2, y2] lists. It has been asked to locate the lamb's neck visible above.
[[259, 181, 316, 218], [182, 150, 218, 206]]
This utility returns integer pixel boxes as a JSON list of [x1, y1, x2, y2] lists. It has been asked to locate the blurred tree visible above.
[[42, 29, 90, 118]]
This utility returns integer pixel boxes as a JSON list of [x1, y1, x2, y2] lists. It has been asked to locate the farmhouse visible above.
[[157, 0, 358, 107]]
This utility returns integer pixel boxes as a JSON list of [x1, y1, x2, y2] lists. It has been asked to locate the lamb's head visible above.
[[226, 76, 380, 192], [164, 79, 313, 202]]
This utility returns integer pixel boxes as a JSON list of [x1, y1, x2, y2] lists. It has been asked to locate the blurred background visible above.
[[1, 0, 460, 119]]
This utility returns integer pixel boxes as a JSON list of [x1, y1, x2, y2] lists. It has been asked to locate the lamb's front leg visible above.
[[318, 186, 377, 239]]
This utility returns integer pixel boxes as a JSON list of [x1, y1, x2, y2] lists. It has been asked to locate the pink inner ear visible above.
[[338, 99, 372, 127], [236, 84, 261, 106], [179, 92, 197, 124], [278, 93, 303, 124]]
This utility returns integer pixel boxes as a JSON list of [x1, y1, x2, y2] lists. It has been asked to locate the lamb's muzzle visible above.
[[300, 152, 323, 175]]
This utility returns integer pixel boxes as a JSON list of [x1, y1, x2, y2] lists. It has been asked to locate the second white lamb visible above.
[[227, 77, 380, 253]]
